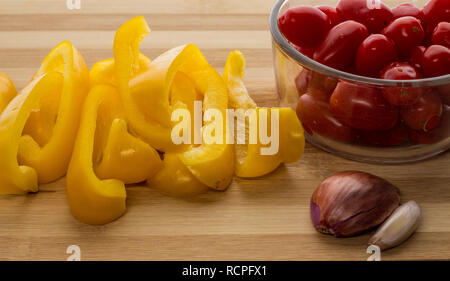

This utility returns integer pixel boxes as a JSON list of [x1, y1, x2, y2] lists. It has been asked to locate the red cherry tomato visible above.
[[355, 34, 397, 77], [392, 3, 423, 21], [422, 0, 450, 37], [292, 44, 315, 58], [409, 105, 450, 144], [401, 90, 443, 132], [358, 122, 409, 147], [313, 20, 368, 70], [296, 92, 356, 142], [295, 69, 337, 99], [278, 6, 331, 48], [380, 62, 423, 106], [317, 5, 341, 26], [432, 22, 450, 48], [330, 81, 399, 131], [382, 16, 424, 57], [422, 45, 450, 77], [409, 45, 426, 71], [295, 69, 310, 97], [336, 0, 393, 33]]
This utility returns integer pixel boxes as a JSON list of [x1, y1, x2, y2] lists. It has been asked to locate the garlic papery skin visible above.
[[369, 200, 421, 251]]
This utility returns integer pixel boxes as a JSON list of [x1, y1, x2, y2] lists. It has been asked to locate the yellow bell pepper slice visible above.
[[235, 108, 282, 178], [113, 16, 234, 190], [148, 153, 208, 197], [0, 72, 63, 194], [279, 108, 305, 163], [234, 107, 304, 178], [170, 71, 200, 144], [175, 46, 234, 190], [90, 53, 151, 87], [0, 72, 17, 113], [67, 83, 162, 225], [67, 85, 125, 225], [146, 73, 206, 196], [113, 16, 176, 152], [223, 51, 257, 110], [223, 51, 305, 178], [142, 45, 234, 189], [171, 71, 201, 108], [95, 118, 162, 184], [18, 41, 90, 183]]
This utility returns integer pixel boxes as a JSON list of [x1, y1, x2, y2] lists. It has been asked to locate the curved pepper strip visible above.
[[67, 84, 162, 225], [114, 16, 233, 190], [279, 108, 305, 163], [113, 16, 181, 152], [67, 85, 125, 225], [95, 117, 162, 184], [234, 107, 304, 178], [0, 72, 63, 194], [223, 51, 305, 178], [0, 72, 17, 113], [112, 17, 201, 152], [17, 41, 90, 183], [177, 57, 234, 190], [90, 53, 151, 87], [170, 71, 200, 146], [146, 73, 203, 197], [223, 51, 256, 110]]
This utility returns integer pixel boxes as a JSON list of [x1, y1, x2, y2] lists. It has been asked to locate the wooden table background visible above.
[[0, 0, 449, 261]]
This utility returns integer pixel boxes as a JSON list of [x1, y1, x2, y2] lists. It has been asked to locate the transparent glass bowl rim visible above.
[[269, 0, 450, 88]]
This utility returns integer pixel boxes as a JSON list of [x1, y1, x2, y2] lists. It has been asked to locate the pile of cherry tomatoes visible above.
[[278, 0, 450, 146]]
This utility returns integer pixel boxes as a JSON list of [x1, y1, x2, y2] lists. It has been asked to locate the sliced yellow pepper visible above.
[[114, 16, 234, 190], [18, 41, 90, 183], [0, 72, 63, 194], [67, 85, 125, 224], [0, 41, 88, 194], [234, 107, 304, 178], [279, 108, 305, 163], [146, 72, 205, 197], [223, 51, 257, 110], [170, 71, 201, 145], [95, 118, 162, 184], [113, 16, 175, 152], [176, 47, 234, 190], [67, 84, 162, 225], [89, 52, 159, 185], [0, 72, 17, 113], [223, 51, 305, 178]]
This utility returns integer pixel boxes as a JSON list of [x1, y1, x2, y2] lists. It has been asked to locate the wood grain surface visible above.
[[0, 0, 449, 261]]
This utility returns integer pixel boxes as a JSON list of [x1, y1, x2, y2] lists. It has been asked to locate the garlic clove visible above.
[[311, 171, 400, 237], [368, 200, 421, 251]]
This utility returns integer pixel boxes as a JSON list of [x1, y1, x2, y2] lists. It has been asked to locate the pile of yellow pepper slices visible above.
[[0, 16, 305, 225]]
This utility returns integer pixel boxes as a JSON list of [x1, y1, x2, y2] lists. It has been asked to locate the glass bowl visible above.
[[270, 0, 450, 163]]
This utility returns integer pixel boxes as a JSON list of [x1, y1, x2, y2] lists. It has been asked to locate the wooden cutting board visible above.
[[0, 0, 449, 261]]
